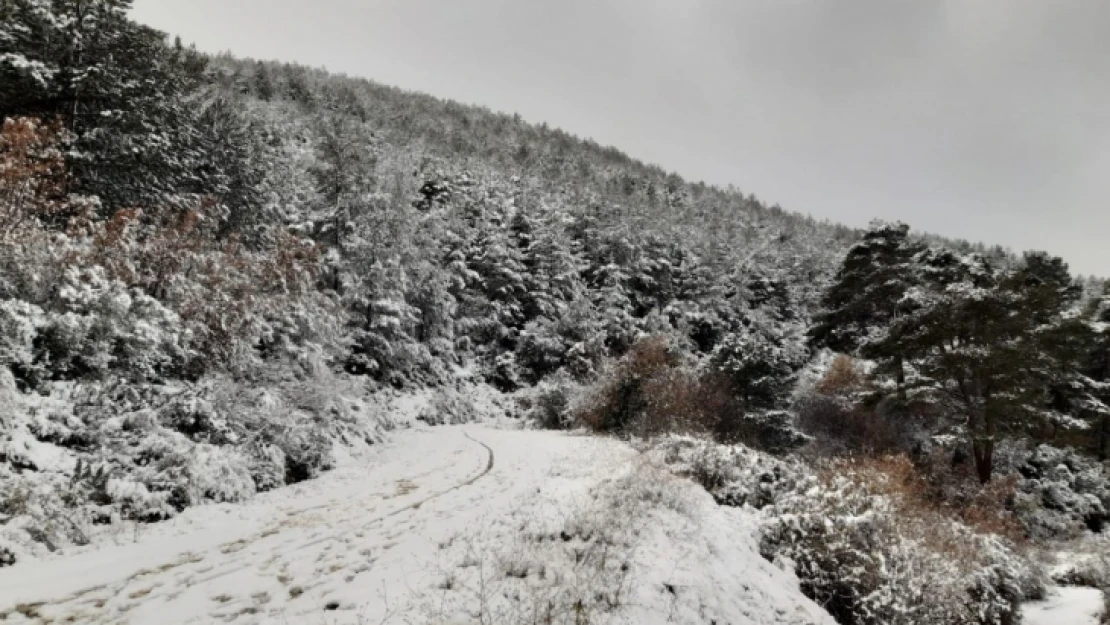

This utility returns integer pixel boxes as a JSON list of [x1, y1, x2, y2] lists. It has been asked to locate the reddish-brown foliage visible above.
[[0, 117, 70, 237]]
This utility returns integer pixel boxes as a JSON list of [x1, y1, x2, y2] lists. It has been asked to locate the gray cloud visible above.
[[132, 0, 1110, 275]]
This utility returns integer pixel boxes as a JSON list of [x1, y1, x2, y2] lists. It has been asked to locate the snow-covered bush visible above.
[[189, 380, 338, 486], [1052, 538, 1110, 588], [272, 423, 334, 484], [417, 385, 481, 426], [0, 466, 102, 558], [521, 374, 579, 430], [714, 408, 810, 454], [158, 391, 233, 444], [0, 299, 44, 379], [244, 441, 287, 493], [1014, 444, 1110, 540], [37, 266, 188, 383], [645, 434, 804, 509], [485, 350, 524, 392], [183, 444, 256, 504], [649, 432, 1047, 625], [760, 457, 1045, 625], [102, 476, 175, 522], [0, 363, 380, 554]]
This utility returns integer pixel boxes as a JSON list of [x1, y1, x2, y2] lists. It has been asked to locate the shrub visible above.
[[273, 423, 333, 484], [794, 354, 917, 456], [38, 266, 188, 383], [417, 386, 482, 426], [645, 434, 804, 509], [245, 441, 287, 492], [183, 444, 256, 505], [158, 392, 233, 444], [574, 336, 681, 434], [649, 435, 1043, 624], [909, 445, 1027, 542], [1013, 444, 1110, 540], [0, 471, 94, 552], [1052, 542, 1110, 588], [633, 366, 813, 454], [574, 336, 809, 452], [523, 376, 577, 430], [815, 354, 872, 397], [632, 367, 718, 437], [104, 476, 176, 522], [715, 408, 810, 455], [485, 350, 523, 392], [760, 457, 1045, 625], [0, 300, 44, 381], [796, 392, 908, 455]]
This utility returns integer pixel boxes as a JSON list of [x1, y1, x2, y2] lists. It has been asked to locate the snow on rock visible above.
[[1022, 586, 1104, 625], [0, 425, 832, 624]]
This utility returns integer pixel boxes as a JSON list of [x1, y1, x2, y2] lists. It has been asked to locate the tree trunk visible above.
[[894, 353, 907, 409], [972, 437, 994, 484], [1098, 414, 1110, 461], [970, 403, 997, 484]]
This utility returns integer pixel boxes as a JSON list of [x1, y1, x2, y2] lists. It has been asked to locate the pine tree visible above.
[[197, 95, 266, 237], [711, 313, 806, 411], [0, 1, 223, 210], [889, 252, 1089, 482], [810, 222, 924, 402], [1076, 283, 1110, 458], [516, 211, 584, 323]]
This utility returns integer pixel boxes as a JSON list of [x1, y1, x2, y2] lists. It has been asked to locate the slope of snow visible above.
[[1023, 586, 1104, 625], [0, 425, 833, 624]]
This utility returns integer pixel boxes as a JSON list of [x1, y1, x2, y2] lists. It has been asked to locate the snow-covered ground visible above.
[[1022, 586, 1104, 625], [0, 425, 833, 624]]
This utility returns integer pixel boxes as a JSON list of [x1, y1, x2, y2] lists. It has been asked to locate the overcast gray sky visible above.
[[131, 1, 1110, 276]]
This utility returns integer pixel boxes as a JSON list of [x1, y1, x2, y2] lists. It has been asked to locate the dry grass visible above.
[[829, 454, 1027, 545], [815, 354, 871, 397]]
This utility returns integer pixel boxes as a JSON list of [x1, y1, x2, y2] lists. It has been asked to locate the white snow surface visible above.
[[0, 425, 833, 624], [1022, 586, 1104, 625]]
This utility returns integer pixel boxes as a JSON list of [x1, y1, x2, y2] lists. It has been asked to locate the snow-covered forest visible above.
[[2, 2, 1110, 624]]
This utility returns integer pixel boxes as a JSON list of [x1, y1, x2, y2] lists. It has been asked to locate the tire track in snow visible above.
[[182, 429, 495, 585], [11, 428, 496, 623]]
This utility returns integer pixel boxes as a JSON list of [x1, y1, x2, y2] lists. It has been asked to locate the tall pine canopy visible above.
[[809, 221, 924, 400]]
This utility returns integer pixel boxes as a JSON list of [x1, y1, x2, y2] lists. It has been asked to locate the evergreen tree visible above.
[[810, 222, 924, 401], [516, 210, 584, 323], [0, 1, 224, 211], [1079, 284, 1110, 457], [711, 313, 806, 411], [888, 252, 1090, 482]]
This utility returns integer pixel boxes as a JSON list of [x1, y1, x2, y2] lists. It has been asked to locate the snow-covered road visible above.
[[0, 426, 834, 624], [1022, 586, 1104, 625]]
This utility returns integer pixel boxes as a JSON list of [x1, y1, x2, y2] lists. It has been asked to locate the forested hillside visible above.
[[3, 3, 1110, 624], [0, 0, 855, 545]]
